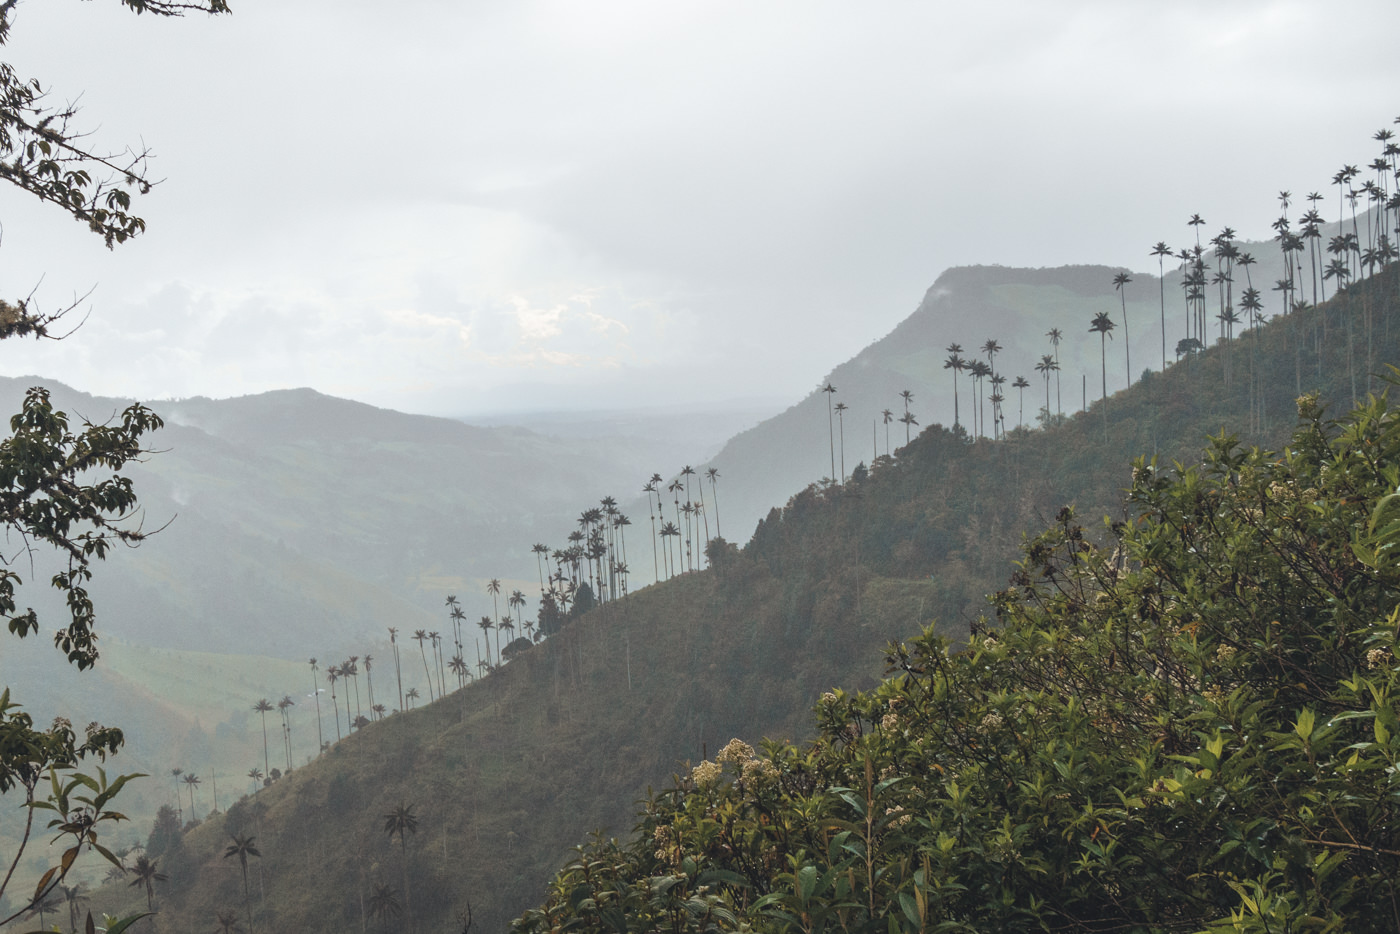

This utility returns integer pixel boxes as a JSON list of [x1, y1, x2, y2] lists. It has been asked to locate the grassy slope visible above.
[[68, 266, 1400, 934]]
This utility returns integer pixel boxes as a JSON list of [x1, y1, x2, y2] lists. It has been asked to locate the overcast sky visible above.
[[2, 0, 1398, 417]]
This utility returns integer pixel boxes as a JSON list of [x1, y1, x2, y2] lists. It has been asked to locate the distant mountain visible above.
[[0, 378, 744, 658], [656, 241, 1310, 566]]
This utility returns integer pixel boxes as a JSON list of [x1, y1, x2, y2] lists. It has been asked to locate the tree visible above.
[[1151, 241, 1173, 369], [224, 835, 261, 934], [215, 908, 244, 934], [943, 346, 964, 432], [308, 658, 324, 753], [368, 883, 403, 933], [1011, 375, 1030, 428], [414, 629, 435, 701], [1113, 271, 1133, 384], [384, 804, 419, 932], [1089, 310, 1116, 400], [821, 382, 838, 483], [388, 627, 404, 713], [705, 467, 722, 540], [128, 856, 167, 912], [1035, 354, 1057, 424], [833, 401, 848, 482], [252, 699, 273, 776], [182, 772, 202, 822], [1046, 328, 1063, 415]]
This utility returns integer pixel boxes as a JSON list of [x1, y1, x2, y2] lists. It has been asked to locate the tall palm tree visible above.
[[170, 767, 184, 823], [1011, 375, 1030, 428], [388, 627, 405, 713], [833, 401, 848, 482], [1151, 241, 1172, 369], [1045, 329, 1063, 415], [363, 654, 376, 713], [308, 657, 324, 753], [941, 344, 963, 432], [968, 359, 991, 439], [384, 804, 419, 932], [705, 467, 722, 539], [820, 382, 837, 482], [475, 617, 494, 667], [224, 835, 261, 934], [899, 411, 918, 444], [1113, 272, 1133, 384], [880, 409, 893, 456], [247, 767, 263, 791], [409, 630, 432, 701], [487, 578, 502, 633], [326, 666, 342, 741], [60, 882, 88, 934], [1090, 311, 1116, 400], [252, 699, 273, 777], [405, 687, 419, 709], [642, 480, 660, 583], [183, 773, 202, 821], [277, 695, 294, 769], [128, 856, 167, 912], [1035, 354, 1057, 424], [368, 883, 403, 933]]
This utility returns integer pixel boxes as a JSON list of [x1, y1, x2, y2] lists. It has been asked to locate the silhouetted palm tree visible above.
[[252, 699, 273, 776], [705, 467, 722, 539], [224, 835, 261, 934], [183, 773, 202, 821], [215, 908, 244, 933], [368, 883, 403, 933], [1113, 272, 1133, 383], [308, 657, 324, 753], [1151, 241, 1172, 368], [833, 401, 848, 482], [413, 629, 435, 701], [880, 409, 893, 456], [1090, 311, 1116, 400], [326, 666, 342, 741], [821, 382, 838, 482], [1011, 376, 1030, 428], [1045, 329, 1063, 415], [385, 804, 419, 932], [128, 856, 167, 912], [388, 627, 404, 712]]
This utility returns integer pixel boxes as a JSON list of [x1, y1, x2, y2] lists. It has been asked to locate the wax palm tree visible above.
[[899, 411, 918, 444], [277, 695, 294, 769], [183, 773, 202, 821], [128, 856, 167, 912], [384, 804, 419, 932], [386, 627, 404, 712], [363, 653, 375, 713], [660, 521, 681, 576], [412, 629, 434, 701], [252, 699, 273, 776], [475, 617, 493, 667], [705, 467, 722, 539], [449, 654, 468, 689], [1034, 354, 1057, 424], [368, 883, 403, 933], [326, 666, 342, 741], [1045, 329, 1063, 415], [487, 577, 502, 631], [308, 657, 324, 753], [224, 835, 260, 934], [820, 382, 837, 482], [833, 401, 848, 482], [1090, 311, 1116, 400], [1150, 241, 1172, 368], [405, 687, 419, 709], [1113, 271, 1133, 383], [170, 767, 184, 822], [247, 767, 262, 791], [642, 480, 660, 583], [968, 359, 991, 438], [941, 343, 964, 431], [60, 882, 88, 933], [880, 409, 893, 456], [1011, 375, 1030, 428]]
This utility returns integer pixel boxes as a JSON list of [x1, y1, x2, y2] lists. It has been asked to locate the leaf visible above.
[[1295, 708, 1316, 742], [100, 913, 153, 934]]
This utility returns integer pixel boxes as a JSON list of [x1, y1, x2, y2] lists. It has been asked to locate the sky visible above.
[[1, 0, 1398, 417]]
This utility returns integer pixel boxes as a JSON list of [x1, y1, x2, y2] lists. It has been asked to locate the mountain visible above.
[[85, 257, 1400, 934], [0, 378, 747, 657]]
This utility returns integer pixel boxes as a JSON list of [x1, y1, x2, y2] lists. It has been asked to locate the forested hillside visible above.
[[89, 257, 1400, 933]]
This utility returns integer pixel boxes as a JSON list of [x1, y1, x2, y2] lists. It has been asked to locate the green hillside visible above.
[[56, 255, 1400, 934]]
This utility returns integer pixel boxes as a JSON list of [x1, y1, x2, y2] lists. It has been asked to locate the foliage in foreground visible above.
[[515, 391, 1400, 933]]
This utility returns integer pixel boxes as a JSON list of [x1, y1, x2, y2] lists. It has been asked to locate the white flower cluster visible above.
[[1367, 647, 1391, 671], [691, 759, 722, 788]]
